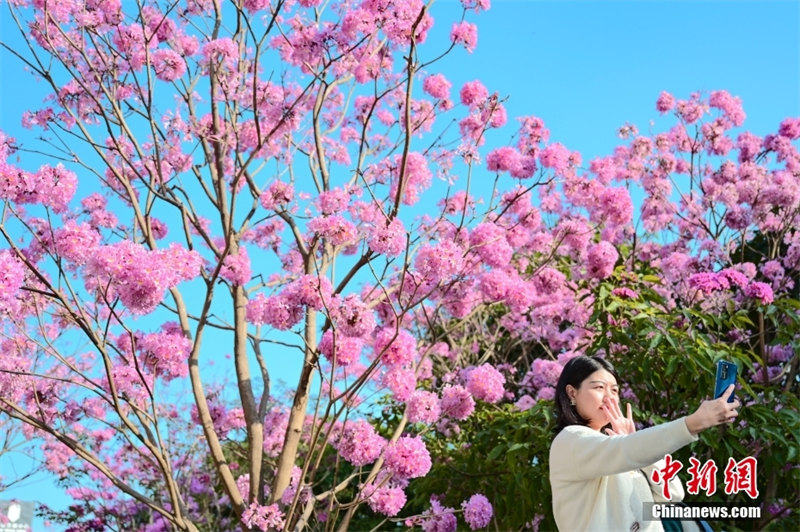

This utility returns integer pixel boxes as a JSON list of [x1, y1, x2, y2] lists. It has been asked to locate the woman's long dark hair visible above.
[[554, 355, 619, 434]]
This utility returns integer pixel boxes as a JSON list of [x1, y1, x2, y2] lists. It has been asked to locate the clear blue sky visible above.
[[0, 1, 798, 529]]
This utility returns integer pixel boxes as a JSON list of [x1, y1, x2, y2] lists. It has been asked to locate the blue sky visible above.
[[0, 1, 798, 529]]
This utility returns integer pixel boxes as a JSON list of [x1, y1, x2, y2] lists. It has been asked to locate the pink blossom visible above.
[[317, 187, 350, 215], [415, 240, 464, 281], [539, 143, 571, 174], [151, 48, 186, 81], [526, 358, 562, 389], [423, 73, 451, 100], [778, 117, 800, 140], [366, 485, 407, 516], [318, 330, 363, 366], [656, 91, 676, 113], [384, 435, 431, 479], [459, 80, 488, 108], [421, 498, 458, 532], [286, 274, 333, 310], [335, 419, 386, 466], [220, 247, 251, 285], [745, 282, 774, 305], [688, 272, 729, 294], [368, 217, 406, 256], [406, 390, 441, 423], [676, 98, 705, 124], [382, 366, 417, 401], [515, 394, 536, 411], [586, 241, 618, 279], [469, 222, 513, 268], [486, 146, 521, 174], [461, 0, 491, 12], [709, 90, 745, 127], [260, 180, 294, 210], [0, 250, 25, 315], [374, 327, 418, 367], [462, 493, 493, 529], [536, 386, 556, 401], [465, 364, 505, 403], [307, 215, 358, 246], [241, 502, 285, 531], [390, 151, 432, 206], [54, 221, 101, 265], [138, 322, 191, 380], [331, 294, 376, 337], [450, 21, 478, 53], [201, 38, 237, 69], [611, 287, 638, 299], [248, 293, 304, 330]]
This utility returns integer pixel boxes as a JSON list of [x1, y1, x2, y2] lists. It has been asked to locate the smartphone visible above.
[[714, 360, 738, 403]]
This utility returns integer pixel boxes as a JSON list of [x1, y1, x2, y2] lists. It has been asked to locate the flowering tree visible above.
[[0, 0, 798, 530]]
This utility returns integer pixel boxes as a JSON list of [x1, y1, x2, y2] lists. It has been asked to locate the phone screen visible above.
[[714, 360, 738, 403]]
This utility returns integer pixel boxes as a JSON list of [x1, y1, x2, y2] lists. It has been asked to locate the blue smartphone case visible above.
[[714, 360, 737, 403]]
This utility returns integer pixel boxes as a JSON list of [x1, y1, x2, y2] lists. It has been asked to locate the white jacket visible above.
[[549, 417, 700, 531]]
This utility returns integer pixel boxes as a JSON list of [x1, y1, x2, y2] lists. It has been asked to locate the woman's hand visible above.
[[685, 384, 741, 435], [602, 396, 636, 437]]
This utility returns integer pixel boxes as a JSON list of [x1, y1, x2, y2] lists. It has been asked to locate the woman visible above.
[[549, 355, 740, 531]]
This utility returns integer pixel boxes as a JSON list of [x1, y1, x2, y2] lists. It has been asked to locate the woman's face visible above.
[[567, 368, 620, 430]]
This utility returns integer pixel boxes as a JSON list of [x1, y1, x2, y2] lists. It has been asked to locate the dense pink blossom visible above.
[[201, 38, 237, 68], [335, 419, 386, 466], [241, 502, 285, 531], [247, 293, 303, 330], [539, 143, 572, 174], [366, 485, 406, 516], [0, 250, 25, 315], [586, 241, 618, 279], [656, 91, 676, 113], [286, 274, 333, 310], [421, 498, 458, 532], [745, 282, 774, 305], [374, 327, 418, 367], [331, 294, 376, 337], [138, 322, 191, 380], [422, 73, 452, 100], [384, 435, 431, 479], [459, 80, 488, 108], [316, 187, 350, 215], [406, 390, 441, 423], [778, 117, 800, 140], [688, 272, 729, 294], [415, 240, 464, 280], [220, 247, 251, 285], [54, 221, 101, 265], [318, 330, 363, 366], [450, 21, 478, 52], [260, 180, 294, 210], [469, 222, 513, 267], [368, 217, 406, 256], [307, 215, 358, 246], [151, 48, 186, 81], [465, 364, 505, 403], [526, 358, 562, 389], [390, 151, 432, 205], [462, 493, 493, 529], [382, 366, 417, 401], [486, 146, 521, 173]]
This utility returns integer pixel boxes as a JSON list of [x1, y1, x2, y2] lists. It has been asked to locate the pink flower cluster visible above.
[[586, 241, 618, 279], [335, 419, 386, 466], [318, 330, 364, 366], [307, 214, 358, 246], [415, 240, 464, 281], [384, 435, 431, 479], [450, 21, 478, 53], [368, 217, 406, 256], [440, 384, 475, 420], [0, 162, 77, 213], [0, 250, 26, 315], [86, 242, 202, 314], [366, 484, 407, 516], [470, 222, 513, 268], [462, 493, 493, 529], [137, 322, 191, 380], [373, 327, 418, 367], [259, 180, 294, 210], [241, 502, 285, 531], [220, 247, 252, 286], [406, 390, 441, 424], [465, 364, 505, 403], [390, 152, 432, 206]]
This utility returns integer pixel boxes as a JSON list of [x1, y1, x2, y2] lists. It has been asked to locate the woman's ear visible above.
[[565, 384, 576, 402]]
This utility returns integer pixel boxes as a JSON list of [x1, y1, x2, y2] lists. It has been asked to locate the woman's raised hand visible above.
[[602, 396, 636, 437], [685, 384, 741, 435]]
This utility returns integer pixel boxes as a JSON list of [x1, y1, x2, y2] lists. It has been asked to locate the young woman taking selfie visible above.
[[549, 355, 740, 531]]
